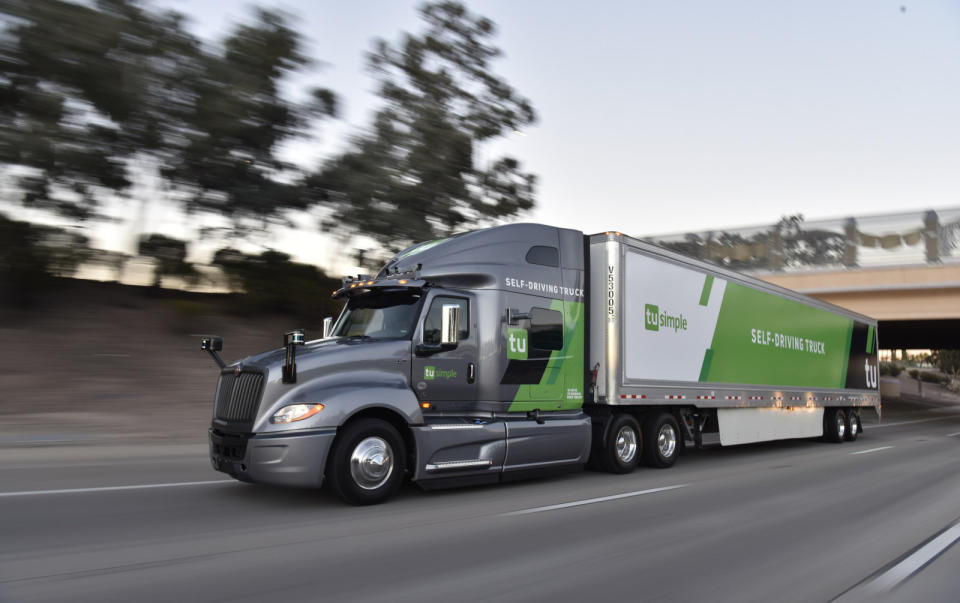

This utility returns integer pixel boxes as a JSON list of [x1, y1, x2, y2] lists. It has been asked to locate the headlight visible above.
[[271, 403, 325, 424]]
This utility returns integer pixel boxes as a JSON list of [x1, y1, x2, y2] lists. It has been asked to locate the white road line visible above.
[[500, 484, 687, 516], [870, 415, 960, 429], [850, 446, 894, 455], [0, 480, 233, 498], [849, 521, 960, 598], [946, 431, 960, 437]]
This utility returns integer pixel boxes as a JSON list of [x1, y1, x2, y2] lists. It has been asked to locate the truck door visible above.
[[412, 292, 477, 407]]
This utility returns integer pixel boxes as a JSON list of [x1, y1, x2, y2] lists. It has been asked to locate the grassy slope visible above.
[[0, 279, 340, 444]]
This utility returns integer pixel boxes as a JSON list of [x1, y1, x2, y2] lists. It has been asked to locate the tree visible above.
[[1, 0, 336, 228], [138, 233, 195, 288], [163, 8, 337, 227], [0, 213, 92, 305], [930, 350, 960, 383], [1, 0, 200, 219], [654, 214, 847, 271], [212, 248, 340, 316], [315, 1, 537, 253]]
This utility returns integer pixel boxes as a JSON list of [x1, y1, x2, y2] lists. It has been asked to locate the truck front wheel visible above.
[[642, 413, 680, 468], [328, 418, 406, 505]]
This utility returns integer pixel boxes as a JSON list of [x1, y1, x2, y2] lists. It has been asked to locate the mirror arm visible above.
[[200, 336, 225, 369], [506, 308, 530, 325]]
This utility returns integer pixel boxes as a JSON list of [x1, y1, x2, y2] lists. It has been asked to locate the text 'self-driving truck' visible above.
[[202, 224, 880, 504]]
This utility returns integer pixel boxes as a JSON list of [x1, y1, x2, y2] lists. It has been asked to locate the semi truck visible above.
[[202, 224, 880, 505]]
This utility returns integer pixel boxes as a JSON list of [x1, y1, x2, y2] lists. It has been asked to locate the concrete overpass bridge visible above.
[[647, 207, 960, 350]]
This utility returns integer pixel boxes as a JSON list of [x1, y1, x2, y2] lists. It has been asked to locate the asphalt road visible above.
[[2, 401, 959, 603]]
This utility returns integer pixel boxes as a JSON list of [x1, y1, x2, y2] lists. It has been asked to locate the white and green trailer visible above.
[[588, 231, 880, 471], [203, 224, 880, 504]]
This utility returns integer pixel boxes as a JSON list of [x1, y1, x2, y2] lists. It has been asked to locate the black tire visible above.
[[327, 418, 406, 505], [845, 410, 859, 442], [823, 408, 847, 443], [599, 414, 641, 474], [642, 413, 681, 468]]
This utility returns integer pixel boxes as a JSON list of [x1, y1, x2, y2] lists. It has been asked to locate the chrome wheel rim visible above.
[[350, 436, 393, 490], [615, 425, 638, 464], [658, 424, 677, 459], [837, 414, 846, 439]]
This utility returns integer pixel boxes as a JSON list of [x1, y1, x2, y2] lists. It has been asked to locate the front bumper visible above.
[[209, 428, 337, 488]]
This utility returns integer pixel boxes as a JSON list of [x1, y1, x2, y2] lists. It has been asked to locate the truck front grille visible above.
[[214, 370, 265, 423]]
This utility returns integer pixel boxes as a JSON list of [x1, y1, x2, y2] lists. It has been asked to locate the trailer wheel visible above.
[[823, 408, 847, 443], [599, 414, 641, 474], [845, 410, 859, 442], [643, 413, 680, 468], [328, 418, 406, 505]]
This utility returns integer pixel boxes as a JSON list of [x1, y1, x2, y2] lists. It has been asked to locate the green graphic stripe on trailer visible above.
[[698, 275, 714, 307], [703, 282, 853, 389], [508, 300, 585, 412]]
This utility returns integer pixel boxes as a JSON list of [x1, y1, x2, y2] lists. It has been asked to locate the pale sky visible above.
[[89, 1, 960, 273]]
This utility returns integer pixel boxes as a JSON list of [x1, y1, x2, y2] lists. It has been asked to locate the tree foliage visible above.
[[212, 248, 340, 316], [656, 214, 846, 271], [930, 349, 960, 381], [162, 9, 337, 223], [0, 213, 92, 305], [316, 1, 537, 251], [138, 233, 196, 288], [1, 0, 335, 226]]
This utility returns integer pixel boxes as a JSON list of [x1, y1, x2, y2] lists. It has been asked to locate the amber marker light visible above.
[[420, 402, 431, 409], [398, 279, 408, 284]]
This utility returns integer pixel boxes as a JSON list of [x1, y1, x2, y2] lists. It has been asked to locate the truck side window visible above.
[[422, 296, 469, 344], [525, 245, 559, 267], [530, 307, 563, 350]]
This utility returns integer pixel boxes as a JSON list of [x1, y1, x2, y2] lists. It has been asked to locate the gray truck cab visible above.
[[206, 223, 592, 504]]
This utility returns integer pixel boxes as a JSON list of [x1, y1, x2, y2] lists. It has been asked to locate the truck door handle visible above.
[[468, 362, 475, 384]]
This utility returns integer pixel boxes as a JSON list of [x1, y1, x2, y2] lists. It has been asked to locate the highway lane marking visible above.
[[500, 484, 687, 516], [869, 415, 960, 429], [0, 480, 233, 498], [849, 446, 893, 455], [946, 431, 960, 437], [837, 520, 960, 600]]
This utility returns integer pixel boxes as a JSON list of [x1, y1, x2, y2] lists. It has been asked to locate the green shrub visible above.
[[879, 362, 903, 377], [918, 372, 949, 385], [908, 369, 919, 379]]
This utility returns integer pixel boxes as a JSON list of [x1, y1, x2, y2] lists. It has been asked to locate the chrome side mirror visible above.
[[441, 304, 460, 345]]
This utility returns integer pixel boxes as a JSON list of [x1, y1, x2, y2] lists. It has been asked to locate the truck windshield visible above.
[[333, 292, 421, 339]]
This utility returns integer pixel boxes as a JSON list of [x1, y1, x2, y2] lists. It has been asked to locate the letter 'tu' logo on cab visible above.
[[507, 328, 528, 360]]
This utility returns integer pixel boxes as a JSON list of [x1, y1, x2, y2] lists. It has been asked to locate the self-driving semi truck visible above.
[[202, 224, 880, 504]]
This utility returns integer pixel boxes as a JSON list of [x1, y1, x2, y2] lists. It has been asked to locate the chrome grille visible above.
[[214, 370, 265, 423]]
